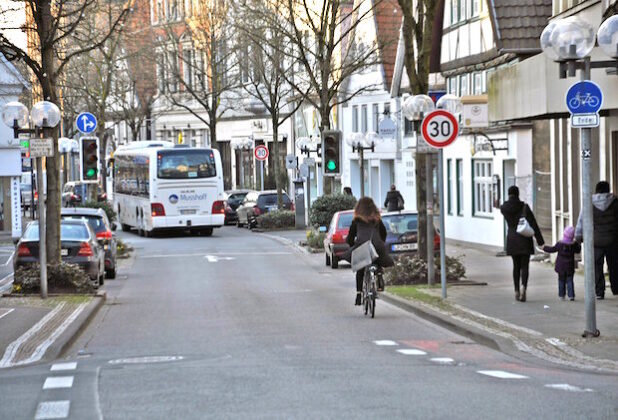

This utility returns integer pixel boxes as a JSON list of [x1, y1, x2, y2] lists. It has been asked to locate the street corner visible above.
[[0, 293, 104, 369]]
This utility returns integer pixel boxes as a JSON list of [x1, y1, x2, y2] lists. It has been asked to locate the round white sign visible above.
[[254, 145, 269, 161]]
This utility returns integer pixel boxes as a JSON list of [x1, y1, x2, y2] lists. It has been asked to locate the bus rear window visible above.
[[157, 150, 216, 179]]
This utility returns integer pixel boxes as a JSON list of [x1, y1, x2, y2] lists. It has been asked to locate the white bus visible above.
[[113, 145, 226, 236]]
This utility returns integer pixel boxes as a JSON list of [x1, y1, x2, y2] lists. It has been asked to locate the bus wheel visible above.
[[121, 223, 131, 232]]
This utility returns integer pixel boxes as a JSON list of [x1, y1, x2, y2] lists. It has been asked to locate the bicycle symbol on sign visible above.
[[568, 92, 600, 109]]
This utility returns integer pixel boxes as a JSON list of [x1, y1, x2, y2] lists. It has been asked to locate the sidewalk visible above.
[[261, 229, 618, 373]]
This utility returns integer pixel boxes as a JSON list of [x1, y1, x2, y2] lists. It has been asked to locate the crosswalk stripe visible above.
[[477, 370, 528, 379], [34, 401, 70, 419], [544, 384, 594, 392], [50, 362, 77, 371], [397, 349, 427, 355], [42, 376, 74, 390], [430, 357, 455, 364], [373, 340, 398, 346]]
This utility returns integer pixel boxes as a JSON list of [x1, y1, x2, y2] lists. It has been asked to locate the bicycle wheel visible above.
[[363, 272, 369, 316], [370, 284, 376, 318]]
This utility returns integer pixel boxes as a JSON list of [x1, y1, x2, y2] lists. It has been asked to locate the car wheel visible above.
[[331, 256, 339, 269], [325, 252, 331, 266], [121, 223, 131, 232], [106, 267, 117, 279], [236, 218, 243, 228], [99, 272, 104, 286]]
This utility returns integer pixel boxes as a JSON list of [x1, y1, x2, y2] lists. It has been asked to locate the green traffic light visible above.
[[326, 160, 337, 171], [86, 168, 97, 178]]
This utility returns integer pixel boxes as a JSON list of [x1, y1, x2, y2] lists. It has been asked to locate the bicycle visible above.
[[568, 92, 600, 109], [362, 264, 379, 318]]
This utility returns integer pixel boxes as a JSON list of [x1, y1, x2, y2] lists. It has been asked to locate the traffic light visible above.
[[322, 130, 341, 176], [80, 137, 99, 182]]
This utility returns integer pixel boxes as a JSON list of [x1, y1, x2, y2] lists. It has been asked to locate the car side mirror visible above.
[[318, 226, 327, 233]]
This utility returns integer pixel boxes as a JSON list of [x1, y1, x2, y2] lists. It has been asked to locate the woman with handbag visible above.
[[500, 186, 545, 302], [344, 197, 394, 305], [384, 185, 405, 212]]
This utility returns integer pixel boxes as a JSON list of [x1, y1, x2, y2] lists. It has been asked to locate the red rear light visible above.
[[332, 231, 345, 243], [253, 205, 261, 216], [34, 191, 38, 200], [212, 200, 225, 214], [77, 242, 93, 256], [17, 244, 31, 257], [96, 230, 113, 240], [151, 203, 165, 217]]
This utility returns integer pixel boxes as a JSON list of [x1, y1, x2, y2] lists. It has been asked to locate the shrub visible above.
[[309, 193, 356, 228], [257, 210, 295, 230], [116, 238, 133, 259], [384, 254, 466, 285], [306, 229, 326, 251], [13, 262, 96, 294], [83, 200, 117, 223]]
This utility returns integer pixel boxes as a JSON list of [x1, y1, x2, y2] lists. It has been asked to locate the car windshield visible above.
[[382, 214, 418, 234], [258, 194, 290, 206], [157, 150, 217, 179], [23, 223, 90, 241], [62, 215, 106, 233], [337, 213, 354, 229]]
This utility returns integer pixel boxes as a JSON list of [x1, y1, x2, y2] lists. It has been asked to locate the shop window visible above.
[[473, 160, 493, 217], [456, 159, 464, 215]]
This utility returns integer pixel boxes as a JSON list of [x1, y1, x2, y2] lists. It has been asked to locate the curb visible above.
[[47, 291, 106, 362]]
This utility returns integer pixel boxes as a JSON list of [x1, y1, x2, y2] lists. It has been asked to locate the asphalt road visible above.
[[0, 245, 15, 294], [0, 227, 617, 419]]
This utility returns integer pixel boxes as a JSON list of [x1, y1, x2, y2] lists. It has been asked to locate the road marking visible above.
[[0, 308, 14, 320], [1, 250, 14, 266], [43, 376, 74, 389], [477, 370, 528, 379], [205, 255, 235, 262], [141, 251, 292, 259], [397, 349, 427, 356], [50, 362, 77, 371], [108, 355, 184, 365], [544, 384, 594, 392], [430, 357, 455, 364], [373, 340, 398, 346], [35, 401, 70, 419]]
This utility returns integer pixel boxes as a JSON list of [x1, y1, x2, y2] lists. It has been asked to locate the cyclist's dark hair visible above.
[[595, 181, 610, 194], [354, 197, 381, 224]]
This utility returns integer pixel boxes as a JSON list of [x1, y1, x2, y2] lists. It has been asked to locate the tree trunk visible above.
[[271, 121, 283, 208], [415, 149, 427, 260], [320, 106, 332, 195]]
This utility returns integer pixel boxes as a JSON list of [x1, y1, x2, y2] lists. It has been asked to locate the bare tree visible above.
[[0, 0, 128, 264]]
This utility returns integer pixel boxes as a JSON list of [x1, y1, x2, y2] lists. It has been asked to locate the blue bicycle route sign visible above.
[[75, 112, 97, 134], [565, 81, 603, 115]]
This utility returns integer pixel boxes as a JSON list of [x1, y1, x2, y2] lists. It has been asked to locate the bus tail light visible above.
[[212, 200, 225, 214], [151, 203, 166, 217]]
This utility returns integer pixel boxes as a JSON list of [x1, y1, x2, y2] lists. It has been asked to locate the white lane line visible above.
[[544, 384, 594, 392], [0, 272, 13, 285], [0, 308, 15, 320], [397, 349, 427, 356], [373, 340, 398, 346], [477, 370, 528, 379], [0, 303, 66, 368], [50, 362, 77, 371], [430, 357, 455, 364], [35, 401, 70, 419], [42, 376, 74, 390], [1, 251, 14, 266], [141, 251, 292, 259]]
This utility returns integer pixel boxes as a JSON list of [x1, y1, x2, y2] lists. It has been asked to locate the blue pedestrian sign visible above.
[[75, 112, 97, 134], [565, 81, 603, 115]]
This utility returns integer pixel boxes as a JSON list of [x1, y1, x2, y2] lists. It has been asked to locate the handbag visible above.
[[351, 233, 379, 272], [516, 205, 534, 238], [396, 195, 404, 211]]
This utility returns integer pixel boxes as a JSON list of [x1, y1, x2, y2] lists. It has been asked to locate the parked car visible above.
[[62, 182, 107, 207], [224, 189, 252, 225], [382, 211, 439, 257], [14, 220, 106, 287], [61, 207, 117, 278], [323, 210, 354, 269], [235, 190, 294, 228]]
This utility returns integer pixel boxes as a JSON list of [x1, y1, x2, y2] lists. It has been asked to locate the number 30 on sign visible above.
[[421, 110, 459, 149]]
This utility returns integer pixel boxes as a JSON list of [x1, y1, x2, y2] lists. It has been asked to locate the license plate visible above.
[[267, 205, 277, 211], [61, 249, 68, 256], [180, 209, 196, 215], [392, 243, 417, 252]]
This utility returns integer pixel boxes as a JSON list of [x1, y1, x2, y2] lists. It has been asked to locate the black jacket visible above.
[[344, 218, 394, 268], [500, 197, 544, 256], [543, 241, 581, 275], [384, 190, 404, 212], [575, 193, 618, 248]]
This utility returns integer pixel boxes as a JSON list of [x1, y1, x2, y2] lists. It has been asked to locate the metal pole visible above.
[[438, 149, 447, 298], [581, 60, 597, 336], [426, 153, 435, 285], [260, 160, 264, 191], [359, 147, 365, 197], [30, 164, 35, 219], [36, 156, 47, 299], [306, 165, 311, 224]]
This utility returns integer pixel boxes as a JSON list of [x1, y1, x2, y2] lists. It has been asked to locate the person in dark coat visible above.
[[575, 181, 618, 299], [500, 185, 545, 302], [344, 197, 394, 305], [543, 226, 581, 300], [384, 184, 404, 212]]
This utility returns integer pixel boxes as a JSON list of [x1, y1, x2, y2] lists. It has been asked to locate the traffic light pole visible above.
[[36, 156, 47, 299]]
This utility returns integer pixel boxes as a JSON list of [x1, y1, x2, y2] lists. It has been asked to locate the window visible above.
[[352, 105, 358, 132], [372, 104, 379, 132], [195, 50, 205, 90], [456, 159, 464, 215], [459, 74, 469, 96], [182, 48, 193, 90], [447, 159, 452, 215], [114, 155, 150, 198], [471, 0, 480, 17], [384, 102, 391, 116], [459, 0, 467, 21], [361, 104, 368, 133], [157, 58, 165, 93], [404, 118, 414, 136], [448, 77, 457, 95], [167, 52, 178, 93], [473, 160, 493, 217], [450, 0, 459, 24], [473, 72, 483, 95], [157, 150, 217, 179]]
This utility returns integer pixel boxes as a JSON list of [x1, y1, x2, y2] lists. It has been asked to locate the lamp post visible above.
[[296, 136, 320, 221], [541, 15, 618, 337], [345, 132, 384, 198], [231, 138, 254, 189], [2, 100, 61, 299], [402, 94, 436, 285]]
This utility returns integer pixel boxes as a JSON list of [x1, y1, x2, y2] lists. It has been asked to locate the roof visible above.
[[488, 0, 552, 52], [374, 0, 402, 92]]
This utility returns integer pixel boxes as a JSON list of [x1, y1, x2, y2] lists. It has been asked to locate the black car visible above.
[[14, 220, 106, 287], [61, 207, 117, 279], [235, 190, 294, 228], [224, 189, 252, 225], [382, 211, 440, 256]]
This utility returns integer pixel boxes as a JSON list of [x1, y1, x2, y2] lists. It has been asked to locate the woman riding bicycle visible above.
[[344, 197, 394, 306]]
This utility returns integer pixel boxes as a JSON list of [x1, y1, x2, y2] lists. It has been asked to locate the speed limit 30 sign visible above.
[[254, 145, 269, 161], [421, 110, 459, 148]]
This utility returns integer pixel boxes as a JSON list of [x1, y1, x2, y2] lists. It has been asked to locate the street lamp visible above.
[[231, 137, 254, 189], [296, 135, 320, 156], [345, 131, 383, 198], [541, 15, 618, 337], [1, 100, 61, 299]]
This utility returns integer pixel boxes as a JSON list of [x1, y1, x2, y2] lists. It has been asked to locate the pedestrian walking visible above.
[[543, 226, 581, 301], [500, 186, 545, 302], [575, 181, 618, 299], [343, 186, 354, 197], [343, 197, 394, 305], [384, 185, 404, 212]]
